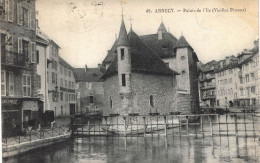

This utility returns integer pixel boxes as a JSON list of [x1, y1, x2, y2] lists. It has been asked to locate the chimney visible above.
[[225, 57, 230, 65], [98, 64, 101, 70], [220, 61, 223, 68], [85, 65, 87, 72]]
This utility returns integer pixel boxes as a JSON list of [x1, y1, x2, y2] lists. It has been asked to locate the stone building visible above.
[[74, 65, 105, 114], [235, 45, 259, 108], [35, 27, 76, 118], [1, 0, 38, 136], [101, 18, 199, 115], [197, 60, 219, 108], [214, 56, 240, 108]]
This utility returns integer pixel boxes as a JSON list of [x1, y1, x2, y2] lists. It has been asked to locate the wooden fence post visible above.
[[234, 114, 238, 135], [88, 120, 90, 136], [164, 116, 167, 136], [186, 116, 189, 136], [143, 117, 146, 137], [123, 117, 127, 137], [105, 117, 108, 136], [210, 115, 213, 137]]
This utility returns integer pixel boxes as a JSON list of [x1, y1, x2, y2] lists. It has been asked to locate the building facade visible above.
[[74, 65, 105, 114], [235, 48, 259, 108], [102, 18, 184, 115], [215, 56, 240, 108], [198, 60, 219, 108], [102, 20, 200, 114], [1, 0, 39, 137], [35, 27, 77, 118]]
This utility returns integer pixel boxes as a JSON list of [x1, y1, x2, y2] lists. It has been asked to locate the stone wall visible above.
[[103, 72, 176, 115]]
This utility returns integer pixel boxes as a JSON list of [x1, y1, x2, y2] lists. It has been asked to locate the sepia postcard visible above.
[[1, 0, 259, 162]]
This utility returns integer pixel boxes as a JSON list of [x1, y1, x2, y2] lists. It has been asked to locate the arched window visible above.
[[110, 97, 113, 109], [149, 95, 154, 107]]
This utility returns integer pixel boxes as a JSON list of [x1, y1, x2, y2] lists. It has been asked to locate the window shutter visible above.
[[17, 3, 22, 25], [4, 0, 8, 21], [8, 0, 13, 22], [31, 42, 35, 63], [30, 10, 35, 30], [18, 37, 22, 53]]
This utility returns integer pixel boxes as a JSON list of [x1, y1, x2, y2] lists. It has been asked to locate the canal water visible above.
[[3, 114, 260, 163]]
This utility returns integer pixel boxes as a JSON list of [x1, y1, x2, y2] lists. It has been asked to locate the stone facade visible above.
[[103, 73, 175, 115]]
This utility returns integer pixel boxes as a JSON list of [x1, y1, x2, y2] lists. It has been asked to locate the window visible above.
[[182, 70, 185, 74], [69, 81, 71, 88], [22, 40, 29, 60], [89, 96, 94, 104], [72, 82, 75, 88], [1, 71, 6, 96], [110, 97, 113, 109], [165, 62, 169, 67], [68, 70, 71, 77], [181, 56, 185, 60], [251, 73, 255, 80], [65, 93, 68, 101], [31, 42, 35, 63], [245, 74, 249, 82], [121, 48, 125, 60], [22, 74, 31, 97], [8, 72, 14, 96], [60, 78, 63, 86], [149, 95, 154, 107], [61, 106, 63, 116], [21, 7, 29, 28], [36, 50, 39, 64], [65, 80, 67, 87], [64, 68, 67, 76], [5, 35, 13, 51], [122, 74, 126, 86], [239, 77, 243, 84], [60, 92, 63, 101], [240, 88, 243, 96], [8, 0, 14, 22], [251, 86, 256, 94], [37, 75, 41, 89], [52, 72, 55, 84]]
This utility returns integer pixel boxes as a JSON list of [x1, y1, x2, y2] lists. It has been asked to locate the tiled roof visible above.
[[102, 30, 179, 79], [117, 19, 130, 46], [102, 40, 117, 64], [238, 51, 259, 66], [174, 36, 192, 49], [139, 33, 178, 58], [74, 68, 104, 82]]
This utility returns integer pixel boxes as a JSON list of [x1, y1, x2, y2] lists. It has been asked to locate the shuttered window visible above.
[[31, 42, 35, 63], [9, 72, 14, 96], [30, 10, 35, 30], [1, 71, 6, 96], [8, 0, 13, 22]]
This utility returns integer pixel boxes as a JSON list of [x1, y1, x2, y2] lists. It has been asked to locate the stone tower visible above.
[[174, 35, 199, 113], [117, 18, 132, 112], [157, 22, 167, 40]]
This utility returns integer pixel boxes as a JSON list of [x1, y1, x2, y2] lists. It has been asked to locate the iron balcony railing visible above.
[[1, 50, 28, 67]]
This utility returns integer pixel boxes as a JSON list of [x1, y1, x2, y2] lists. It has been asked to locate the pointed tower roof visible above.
[[102, 28, 179, 79], [157, 22, 167, 33], [117, 19, 130, 46], [174, 36, 192, 49]]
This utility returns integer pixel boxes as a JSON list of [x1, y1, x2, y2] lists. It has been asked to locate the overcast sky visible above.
[[36, 0, 258, 68]]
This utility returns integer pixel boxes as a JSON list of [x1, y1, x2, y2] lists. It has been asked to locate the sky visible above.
[[35, 0, 259, 68]]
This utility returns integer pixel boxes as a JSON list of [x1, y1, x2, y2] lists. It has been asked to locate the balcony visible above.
[[201, 95, 216, 100], [200, 84, 216, 90], [1, 50, 27, 68]]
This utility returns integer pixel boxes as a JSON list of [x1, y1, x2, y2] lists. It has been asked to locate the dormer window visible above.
[[121, 48, 125, 60]]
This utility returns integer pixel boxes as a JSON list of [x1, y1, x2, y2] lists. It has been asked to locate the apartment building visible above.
[[235, 48, 259, 108], [1, 0, 38, 137]]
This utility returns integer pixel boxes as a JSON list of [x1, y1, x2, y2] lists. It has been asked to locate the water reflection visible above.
[[3, 114, 260, 163]]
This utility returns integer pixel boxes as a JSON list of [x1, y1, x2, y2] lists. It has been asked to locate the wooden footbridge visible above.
[[72, 113, 260, 138]]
